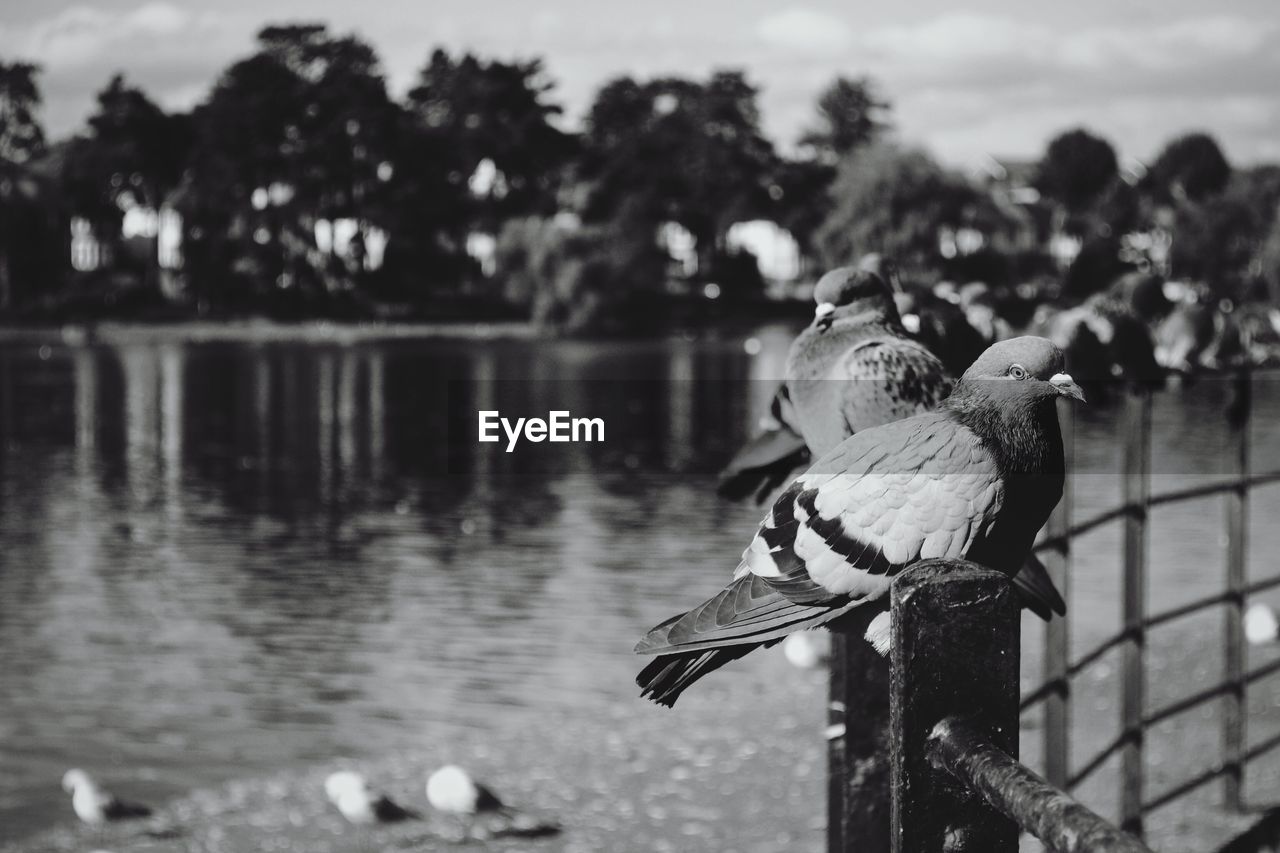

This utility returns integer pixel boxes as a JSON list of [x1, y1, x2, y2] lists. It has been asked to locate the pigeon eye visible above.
[[1009, 364, 1028, 380]]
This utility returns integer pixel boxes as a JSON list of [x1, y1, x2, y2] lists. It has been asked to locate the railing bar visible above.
[[1033, 469, 1280, 555], [1142, 680, 1233, 728], [1067, 632, 1130, 678], [1141, 765, 1225, 815], [1246, 658, 1280, 686], [1067, 730, 1132, 790], [1242, 731, 1280, 764], [1146, 469, 1280, 508], [1143, 592, 1231, 629], [930, 718, 1154, 853], [1044, 406, 1072, 791], [1035, 506, 1129, 552], [1224, 366, 1251, 812], [1020, 678, 1061, 711], [1243, 574, 1280, 597], [1119, 389, 1151, 836]]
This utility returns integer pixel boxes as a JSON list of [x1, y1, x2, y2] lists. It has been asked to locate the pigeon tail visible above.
[[1012, 553, 1067, 620], [716, 428, 809, 503], [637, 645, 762, 707]]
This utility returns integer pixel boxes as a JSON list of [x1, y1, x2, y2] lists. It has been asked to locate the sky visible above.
[[3, 0, 1280, 167]]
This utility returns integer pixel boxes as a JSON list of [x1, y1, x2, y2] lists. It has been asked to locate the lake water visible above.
[[2, 328, 1280, 846]]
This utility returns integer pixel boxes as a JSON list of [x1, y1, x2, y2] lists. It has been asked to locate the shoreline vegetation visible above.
[[4, 28, 1280, 340]]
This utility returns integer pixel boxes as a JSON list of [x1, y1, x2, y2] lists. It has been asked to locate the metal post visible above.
[[829, 617, 891, 852], [1043, 397, 1073, 789], [1120, 389, 1152, 835], [891, 559, 1019, 853], [1224, 367, 1251, 811]]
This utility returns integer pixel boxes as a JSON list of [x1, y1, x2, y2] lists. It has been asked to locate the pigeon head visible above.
[[812, 268, 898, 324], [959, 336, 1085, 404], [61, 769, 93, 793]]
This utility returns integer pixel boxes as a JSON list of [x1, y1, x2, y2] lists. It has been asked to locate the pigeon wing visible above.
[[830, 337, 951, 436], [637, 413, 1005, 657]]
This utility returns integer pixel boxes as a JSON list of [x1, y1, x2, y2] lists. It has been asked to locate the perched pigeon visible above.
[[785, 267, 951, 461], [723, 266, 1063, 619], [324, 770, 418, 824], [717, 257, 908, 504], [636, 337, 1085, 706], [425, 765, 558, 839], [61, 769, 152, 825]]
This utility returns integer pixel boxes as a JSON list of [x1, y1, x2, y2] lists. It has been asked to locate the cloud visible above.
[[755, 8, 852, 54], [756, 10, 1280, 163], [0, 2, 257, 136]]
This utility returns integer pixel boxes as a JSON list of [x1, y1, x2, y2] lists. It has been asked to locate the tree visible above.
[[1170, 166, 1280, 298], [1035, 128, 1119, 214], [816, 143, 991, 280], [799, 76, 890, 163], [181, 24, 404, 309], [579, 70, 778, 276], [0, 61, 47, 309], [406, 50, 575, 234], [62, 75, 191, 287], [1145, 132, 1231, 204]]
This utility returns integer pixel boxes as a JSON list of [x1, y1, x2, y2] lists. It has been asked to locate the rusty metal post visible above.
[[1120, 389, 1152, 835], [829, 618, 891, 852], [1224, 367, 1251, 811], [890, 560, 1019, 853], [1043, 397, 1073, 789], [927, 718, 1154, 853]]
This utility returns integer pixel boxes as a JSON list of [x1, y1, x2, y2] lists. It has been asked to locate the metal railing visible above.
[[1021, 370, 1280, 837], [891, 560, 1154, 853], [832, 368, 1280, 852]]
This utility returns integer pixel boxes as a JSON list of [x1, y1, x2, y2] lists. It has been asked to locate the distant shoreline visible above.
[[0, 319, 541, 346]]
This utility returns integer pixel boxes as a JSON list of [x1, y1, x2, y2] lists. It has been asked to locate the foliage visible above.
[[0, 61, 45, 165], [493, 210, 667, 334], [579, 70, 777, 271], [1144, 132, 1231, 203], [816, 143, 999, 281], [1035, 128, 1119, 214], [406, 50, 575, 232], [799, 76, 890, 163], [0, 61, 48, 309], [1170, 166, 1280, 297]]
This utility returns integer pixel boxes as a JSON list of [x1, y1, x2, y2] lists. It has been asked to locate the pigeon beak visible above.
[[815, 302, 835, 319], [1050, 373, 1086, 402]]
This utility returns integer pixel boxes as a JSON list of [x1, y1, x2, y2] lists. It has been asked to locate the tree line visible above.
[[1, 23, 1279, 332]]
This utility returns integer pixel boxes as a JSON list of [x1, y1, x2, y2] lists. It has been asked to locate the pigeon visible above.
[[425, 765, 558, 839], [636, 336, 1085, 706], [324, 770, 418, 824], [784, 267, 951, 462], [716, 257, 908, 504], [61, 769, 152, 825], [724, 266, 1063, 620]]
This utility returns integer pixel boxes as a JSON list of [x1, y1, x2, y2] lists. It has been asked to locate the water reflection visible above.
[[0, 335, 1278, 841]]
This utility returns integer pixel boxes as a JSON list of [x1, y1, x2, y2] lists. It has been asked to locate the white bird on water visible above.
[[1246, 603, 1279, 646], [425, 765, 558, 839], [324, 771, 418, 824], [61, 769, 152, 825]]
